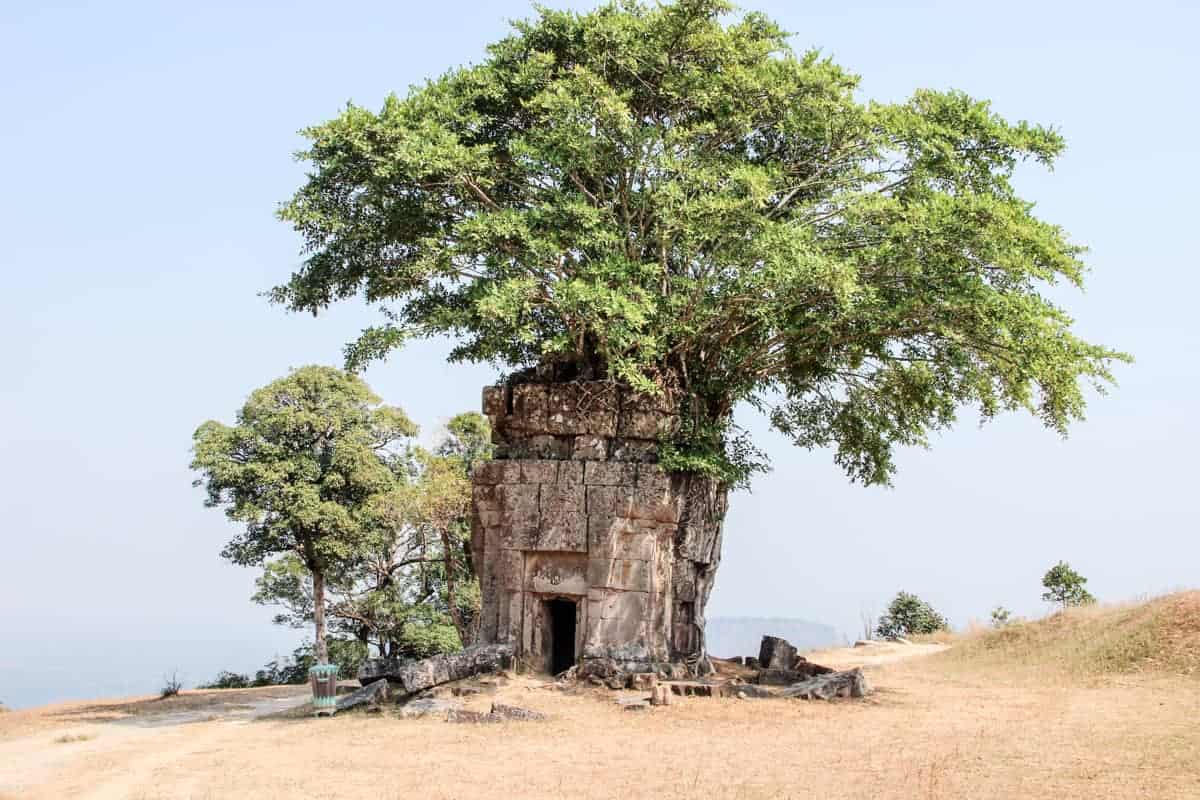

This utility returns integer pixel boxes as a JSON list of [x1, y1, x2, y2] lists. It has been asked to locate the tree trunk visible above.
[[313, 569, 329, 664], [441, 528, 473, 647]]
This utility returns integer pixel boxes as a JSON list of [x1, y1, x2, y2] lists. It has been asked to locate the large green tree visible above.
[[275, 0, 1125, 487], [191, 366, 415, 664], [247, 411, 493, 657]]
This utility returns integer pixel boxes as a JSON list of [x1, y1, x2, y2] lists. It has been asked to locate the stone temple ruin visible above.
[[470, 380, 727, 675]]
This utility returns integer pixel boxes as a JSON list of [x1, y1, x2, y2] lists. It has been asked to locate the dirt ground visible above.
[[2, 642, 1198, 800]]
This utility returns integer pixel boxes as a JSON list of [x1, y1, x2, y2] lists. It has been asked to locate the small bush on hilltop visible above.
[[876, 592, 949, 639], [160, 670, 183, 698], [1042, 561, 1096, 611]]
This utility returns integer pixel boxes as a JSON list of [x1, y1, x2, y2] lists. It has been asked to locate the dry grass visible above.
[[2, 594, 1199, 799], [934, 591, 1200, 682]]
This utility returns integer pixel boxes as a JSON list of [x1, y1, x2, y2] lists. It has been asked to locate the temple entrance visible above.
[[546, 599, 577, 675]]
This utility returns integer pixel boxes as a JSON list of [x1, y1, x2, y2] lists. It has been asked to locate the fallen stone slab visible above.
[[757, 661, 835, 686], [445, 703, 548, 724], [732, 685, 777, 699], [398, 696, 464, 718], [616, 697, 651, 711], [358, 643, 513, 695], [782, 668, 870, 700], [335, 679, 391, 712]]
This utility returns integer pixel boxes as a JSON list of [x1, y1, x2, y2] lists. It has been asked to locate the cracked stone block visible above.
[[540, 483, 585, 513], [586, 486, 636, 517], [589, 558, 652, 592], [520, 460, 559, 485], [535, 509, 587, 553], [572, 435, 608, 460]]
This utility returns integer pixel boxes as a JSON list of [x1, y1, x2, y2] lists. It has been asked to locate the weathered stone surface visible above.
[[474, 380, 728, 673], [572, 435, 608, 460], [650, 684, 672, 705], [758, 635, 799, 671], [584, 461, 637, 486], [335, 679, 391, 712], [398, 696, 464, 718], [358, 644, 513, 694], [630, 672, 658, 691], [489, 703, 547, 721], [588, 558, 651, 592], [733, 685, 778, 699], [535, 508, 587, 552], [782, 668, 870, 700], [526, 554, 588, 595]]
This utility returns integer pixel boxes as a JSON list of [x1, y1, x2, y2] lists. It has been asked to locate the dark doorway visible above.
[[546, 599, 577, 675]]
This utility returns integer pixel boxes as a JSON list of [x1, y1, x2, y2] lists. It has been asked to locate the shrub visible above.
[[991, 606, 1012, 628], [876, 592, 949, 638], [160, 670, 183, 698], [199, 671, 251, 690], [1042, 561, 1096, 610]]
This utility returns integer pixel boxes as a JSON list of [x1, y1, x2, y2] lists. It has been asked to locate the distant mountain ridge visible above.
[[705, 617, 840, 660]]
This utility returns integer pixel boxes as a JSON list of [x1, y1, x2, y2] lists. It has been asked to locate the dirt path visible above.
[[3, 646, 1199, 800]]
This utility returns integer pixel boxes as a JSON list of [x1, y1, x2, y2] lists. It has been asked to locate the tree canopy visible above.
[[1041, 561, 1095, 610], [275, 0, 1127, 485]]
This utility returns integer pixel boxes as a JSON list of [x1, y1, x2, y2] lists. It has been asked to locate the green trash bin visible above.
[[309, 663, 339, 716]]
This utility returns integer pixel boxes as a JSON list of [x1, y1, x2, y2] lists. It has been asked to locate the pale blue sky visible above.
[[2, 0, 1196, 708]]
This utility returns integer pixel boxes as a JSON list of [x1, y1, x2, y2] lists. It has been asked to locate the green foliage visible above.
[[199, 670, 253, 690], [200, 639, 370, 689], [990, 606, 1012, 628], [276, 0, 1127, 487], [245, 412, 488, 659], [190, 365, 416, 572], [876, 591, 949, 638], [437, 412, 494, 468], [191, 366, 417, 661], [1041, 561, 1095, 609]]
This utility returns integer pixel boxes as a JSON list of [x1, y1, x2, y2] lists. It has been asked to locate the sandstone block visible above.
[[540, 483, 585, 513], [534, 509, 587, 552], [610, 438, 658, 462], [482, 385, 507, 418], [473, 461, 522, 486], [588, 558, 652, 592], [586, 486, 635, 517], [520, 460, 559, 485], [584, 461, 638, 486], [527, 555, 588, 594], [557, 460, 584, 485], [511, 383, 548, 431], [758, 635, 799, 671], [572, 435, 608, 460]]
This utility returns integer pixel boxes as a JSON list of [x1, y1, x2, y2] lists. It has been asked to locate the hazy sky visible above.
[[2, 0, 1196, 707]]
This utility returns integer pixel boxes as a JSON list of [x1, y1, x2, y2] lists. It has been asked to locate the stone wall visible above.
[[471, 381, 727, 673]]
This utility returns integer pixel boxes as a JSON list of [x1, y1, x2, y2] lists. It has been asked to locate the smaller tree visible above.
[[876, 592, 949, 639], [1041, 561, 1095, 611], [990, 606, 1012, 628], [191, 366, 415, 665]]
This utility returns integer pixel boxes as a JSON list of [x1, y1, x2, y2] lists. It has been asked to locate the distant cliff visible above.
[[705, 617, 840, 659]]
